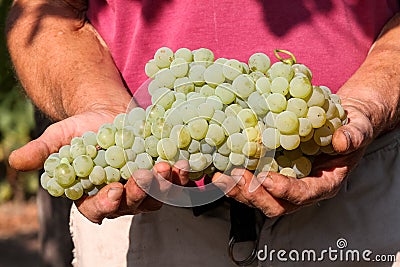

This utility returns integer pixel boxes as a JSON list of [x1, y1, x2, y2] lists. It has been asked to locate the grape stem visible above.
[[274, 49, 297, 65]]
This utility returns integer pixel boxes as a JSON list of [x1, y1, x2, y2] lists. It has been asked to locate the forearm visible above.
[[338, 12, 400, 137], [6, 0, 132, 121]]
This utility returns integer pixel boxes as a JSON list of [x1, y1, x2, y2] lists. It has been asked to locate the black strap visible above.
[[229, 199, 257, 242]]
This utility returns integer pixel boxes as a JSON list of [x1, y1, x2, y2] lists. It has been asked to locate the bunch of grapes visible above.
[[41, 47, 346, 200]]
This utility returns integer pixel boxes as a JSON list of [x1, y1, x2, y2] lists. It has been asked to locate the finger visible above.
[[171, 160, 190, 186], [211, 172, 240, 194], [75, 182, 124, 224], [152, 162, 173, 192], [333, 105, 374, 154], [257, 170, 344, 205]]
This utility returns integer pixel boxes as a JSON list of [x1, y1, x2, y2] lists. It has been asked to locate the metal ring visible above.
[[228, 236, 258, 266]]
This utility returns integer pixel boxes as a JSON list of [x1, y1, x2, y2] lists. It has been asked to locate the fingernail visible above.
[[107, 187, 122, 202]]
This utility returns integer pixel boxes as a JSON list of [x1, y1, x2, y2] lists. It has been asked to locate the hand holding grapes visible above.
[[211, 91, 380, 217], [8, 110, 189, 224]]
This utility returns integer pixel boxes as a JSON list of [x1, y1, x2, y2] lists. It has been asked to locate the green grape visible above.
[[85, 145, 97, 158], [124, 148, 136, 162], [215, 57, 228, 65], [289, 75, 312, 99], [120, 161, 139, 180], [188, 64, 206, 86], [225, 104, 243, 117], [280, 134, 300, 150], [199, 139, 215, 154], [174, 77, 195, 94], [223, 59, 243, 81], [187, 139, 201, 154], [145, 136, 160, 158], [204, 63, 225, 87], [249, 71, 266, 82], [262, 128, 281, 149], [260, 157, 279, 173], [132, 137, 146, 154], [298, 118, 313, 137], [188, 118, 209, 140], [275, 111, 299, 134], [229, 152, 245, 166], [292, 156, 312, 178], [282, 148, 303, 161], [300, 128, 314, 142], [40, 172, 52, 190], [72, 155, 94, 177], [248, 52, 270, 73], [263, 111, 278, 128], [200, 84, 215, 97], [151, 87, 176, 110], [189, 153, 209, 171], [127, 107, 146, 125], [132, 120, 152, 138], [300, 139, 320, 155], [241, 62, 250, 74], [151, 117, 172, 139], [70, 143, 86, 159], [82, 131, 98, 146], [44, 156, 60, 176], [232, 74, 255, 99], [115, 126, 135, 148], [243, 126, 259, 142], [242, 142, 257, 157], [155, 68, 176, 89], [179, 150, 190, 161], [235, 97, 249, 109], [292, 63, 312, 81], [170, 125, 192, 148], [59, 145, 73, 163], [215, 83, 236, 104], [148, 79, 163, 96], [105, 145, 127, 168], [174, 47, 193, 62], [71, 137, 83, 146], [307, 106, 327, 128], [222, 116, 241, 136], [96, 124, 116, 149], [210, 110, 226, 125], [244, 157, 259, 171], [89, 165, 106, 185], [266, 93, 287, 113], [170, 57, 189, 78], [180, 102, 199, 124], [197, 102, 215, 120], [268, 62, 294, 81], [46, 179, 65, 197], [174, 92, 187, 100], [113, 113, 127, 130], [80, 178, 94, 190], [146, 104, 165, 123], [279, 167, 297, 178], [104, 166, 121, 183], [54, 163, 76, 187], [154, 47, 174, 68], [93, 150, 107, 168], [213, 153, 230, 171], [193, 48, 214, 67], [271, 77, 289, 95], [313, 125, 333, 146], [323, 99, 340, 120], [205, 124, 225, 146], [145, 59, 160, 78], [135, 153, 154, 170], [217, 140, 231, 156], [286, 98, 308, 118], [165, 108, 184, 126], [227, 132, 246, 153], [305, 86, 325, 107], [256, 77, 271, 94], [206, 96, 224, 111], [157, 138, 178, 160], [237, 109, 258, 129]]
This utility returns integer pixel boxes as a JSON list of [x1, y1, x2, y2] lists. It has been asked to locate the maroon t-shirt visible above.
[[87, 0, 399, 100]]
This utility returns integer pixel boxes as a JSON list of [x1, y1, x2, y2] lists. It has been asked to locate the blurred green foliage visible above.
[[0, 0, 37, 202]]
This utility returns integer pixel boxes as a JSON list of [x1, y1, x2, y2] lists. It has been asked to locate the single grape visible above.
[[151, 87, 176, 110], [227, 132, 246, 153], [286, 98, 308, 118], [255, 77, 271, 94], [307, 106, 327, 128], [145, 136, 160, 158], [104, 166, 121, 183], [222, 116, 241, 136], [237, 109, 258, 129], [232, 74, 255, 99], [174, 77, 195, 94], [289, 75, 312, 99], [154, 47, 174, 68], [127, 107, 146, 125], [279, 167, 297, 178], [157, 138, 178, 160], [188, 64, 206, 86], [223, 59, 243, 81], [213, 153, 230, 171], [229, 152, 245, 166], [204, 63, 225, 87], [72, 155, 94, 177], [54, 163, 76, 188], [266, 93, 287, 113], [280, 134, 300, 150], [89, 165, 106, 185], [135, 153, 154, 170], [145, 59, 160, 78], [44, 157, 60, 176], [215, 83, 236, 105], [105, 145, 127, 168], [271, 77, 289, 95], [120, 161, 139, 180], [248, 52, 271, 73], [275, 111, 299, 134], [268, 62, 294, 81], [205, 124, 225, 146], [262, 128, 281, 149], [170, 57, 189, 78], [174, 47, 193, 62], [40, 172, 52, 190], [115, 126, 136, 148], [188, 118, 209, 140], [96, 124, 116, 149], [46, 179, 65, 197]]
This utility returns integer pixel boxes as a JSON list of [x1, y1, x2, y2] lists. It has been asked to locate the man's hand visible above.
[[212, 98, 374, 217], [9, 111, 189, 224]]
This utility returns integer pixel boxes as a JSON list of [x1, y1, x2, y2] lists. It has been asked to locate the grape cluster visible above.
[[41, 47, 346, 200]]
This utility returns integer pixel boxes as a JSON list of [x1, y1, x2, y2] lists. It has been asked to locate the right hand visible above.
[[8, 111, 189, 224]]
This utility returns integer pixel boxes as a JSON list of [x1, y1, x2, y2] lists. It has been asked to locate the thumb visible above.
[[9, 121, 76, 171], [332, 106, 374, 154]]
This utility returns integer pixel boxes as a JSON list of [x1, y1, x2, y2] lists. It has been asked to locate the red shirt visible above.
[[87, 0, 399, 98]]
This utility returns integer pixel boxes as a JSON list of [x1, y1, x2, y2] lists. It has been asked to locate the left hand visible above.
[[212, 98, 375, 217]]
